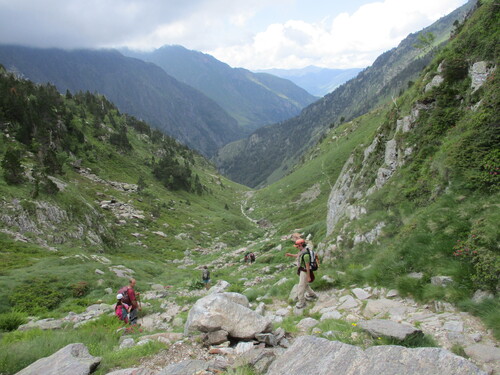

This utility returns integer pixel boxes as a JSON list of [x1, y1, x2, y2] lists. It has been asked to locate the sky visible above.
[[0, 0, 468, 70]]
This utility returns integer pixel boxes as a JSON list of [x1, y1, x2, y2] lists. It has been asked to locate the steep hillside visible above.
[[215, 0, 477, 188], [0, 67, 264, 317], [247, 0, 498, 333], [123, 45, 317, 133], [0, 46, 241, 157], [257, 66, 363, 97]]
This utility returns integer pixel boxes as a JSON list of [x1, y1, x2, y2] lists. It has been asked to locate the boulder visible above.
[[208, 280, 231, 294], [267, 336, 486, 375], [156, 360, 208, 375], [16, 343, 101, 375], [358, 320, 423, 341], [464, 344, 500, 365], [184, 292, 272, 339], [205, 330, 229, 345]]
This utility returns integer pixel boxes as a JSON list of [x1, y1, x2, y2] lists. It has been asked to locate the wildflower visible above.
[[352, 323, 357, 327]]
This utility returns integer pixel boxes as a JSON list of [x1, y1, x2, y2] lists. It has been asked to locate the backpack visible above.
[[301, 247, 319, 271], [117, 286, 131, 305]]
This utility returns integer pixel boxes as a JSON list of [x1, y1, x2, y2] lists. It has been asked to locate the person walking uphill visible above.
[[285, 238, 318, 309], [202, 266, 211, 290]]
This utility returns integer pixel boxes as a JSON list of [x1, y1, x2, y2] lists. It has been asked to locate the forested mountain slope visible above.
[[0, 46, 241, 157]]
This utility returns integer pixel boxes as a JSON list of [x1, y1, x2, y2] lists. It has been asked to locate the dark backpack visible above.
[[202, 269, 210, 280], [301, 248, 318, 271], [118, 286, 131, 305]]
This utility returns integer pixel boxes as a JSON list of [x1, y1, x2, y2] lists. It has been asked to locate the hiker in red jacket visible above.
[[126, 278, 141, 325]]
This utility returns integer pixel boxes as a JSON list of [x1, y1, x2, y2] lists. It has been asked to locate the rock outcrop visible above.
[[184, 292, 272, 340], [267, 336, 486, 375], [15, 343, 101, 375]]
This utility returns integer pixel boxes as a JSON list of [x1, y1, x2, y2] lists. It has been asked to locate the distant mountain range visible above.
[[122, 45, 317, 133], [214, 0, 476, 187], [256, 66, 363, 97], [0, 45, 316, 156]]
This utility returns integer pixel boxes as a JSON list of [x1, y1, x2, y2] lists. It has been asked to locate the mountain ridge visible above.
[[122, 45, 318, 133]]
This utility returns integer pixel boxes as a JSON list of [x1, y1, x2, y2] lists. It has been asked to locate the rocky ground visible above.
[[16, 279, 500, 375]]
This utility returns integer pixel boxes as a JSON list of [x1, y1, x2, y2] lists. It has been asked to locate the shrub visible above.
[[0, 311, 27, 332], [8, 277, 69, 314], [71, 281, 90, 298]]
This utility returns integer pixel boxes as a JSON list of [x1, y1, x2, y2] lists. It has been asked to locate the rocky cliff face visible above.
[[325, 58, 494, 244]]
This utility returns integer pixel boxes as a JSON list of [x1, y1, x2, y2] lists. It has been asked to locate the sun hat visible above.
[[116, 293, 123, 300]]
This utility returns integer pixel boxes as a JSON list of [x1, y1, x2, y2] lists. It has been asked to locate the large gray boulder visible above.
[[266, 336, 486, 375], [358, 320, 423, 341], [16, 343, 101, 375], [184, 292, 272, 339]]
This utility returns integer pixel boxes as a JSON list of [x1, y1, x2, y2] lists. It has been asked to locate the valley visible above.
[[0, 1, 498, 374]]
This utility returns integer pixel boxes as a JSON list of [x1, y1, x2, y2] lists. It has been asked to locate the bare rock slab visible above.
[[266, 336, 486, 375], [184, 292, 272, 339], [156, 360, 208, 375], [16, 343, 101, 375], [358, 319, 423, 341]]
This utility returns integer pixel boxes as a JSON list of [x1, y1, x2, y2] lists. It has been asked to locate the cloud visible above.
[[207, 0, 467, 69], [0, 0, 467, 68]]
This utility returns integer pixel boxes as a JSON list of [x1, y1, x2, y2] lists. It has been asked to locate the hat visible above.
[[116, 293, 123, 300], [294, 238, 306, 247]]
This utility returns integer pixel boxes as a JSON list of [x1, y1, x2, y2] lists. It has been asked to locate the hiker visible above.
[[249, 252, 256, 263], [121, 278, 140, 325], [285, 238, 318, 309], [202, 266, 211, 290], [115, 293, 131, 323]]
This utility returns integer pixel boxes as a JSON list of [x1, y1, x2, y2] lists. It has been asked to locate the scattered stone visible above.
[[358, 319, 423, 341], [18, 318, 64, 331], [297, 318, 319, 332], [472, 290, 494, 304], [104, 288, 113, 294], [208, 280, 231, 294], [407, 272, 424, 279], [109, 265, 135, 279], [156, 359, 208, 375], [105, 368, 155, 375], [470, 61, 494, 92], [16, 343, 101, 375], [425, 75, 445, 92], [205, 330, 229, 346], [321, 311, 342, 321], [338, 295, 359, 310], [235, 342, 255, 354], [120, 338, 135, 349], [464, 344, 500, 366], [443, 320, 464, 333], [267, 336, 485, 375], [255, 333, 278, 347], [431, 276, 453, 287], [95, 269, 105, 275], [386, 289, 399, 298], [352, 288, 371, 300]]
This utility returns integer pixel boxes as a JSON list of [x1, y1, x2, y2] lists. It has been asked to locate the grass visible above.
[[0, 315, 166, 375]]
